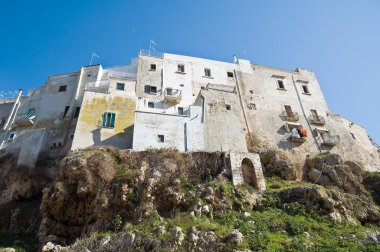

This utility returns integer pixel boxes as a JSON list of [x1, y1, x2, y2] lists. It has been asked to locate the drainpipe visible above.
[[2, 89, 23, 131], [234, 68, 254, 150], [291, 76, 321, 152]]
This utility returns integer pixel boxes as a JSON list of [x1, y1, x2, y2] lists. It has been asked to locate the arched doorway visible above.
[[241, 158, 257, 188]]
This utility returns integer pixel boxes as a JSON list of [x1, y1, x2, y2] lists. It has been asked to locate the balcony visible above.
[[14, 113, 35, 127], [164, 88, 182, 103], [321, 132, 340, 147], [281, 111, 299, 122], [308, 115, 326, 126], [86, 80, 110, 93]]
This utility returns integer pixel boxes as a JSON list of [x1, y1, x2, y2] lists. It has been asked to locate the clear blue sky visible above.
[[0, 0, 379, 143]]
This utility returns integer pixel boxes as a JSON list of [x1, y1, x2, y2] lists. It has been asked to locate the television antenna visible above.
[[149, 40, 157, 55], [90, 53, 100, 65]]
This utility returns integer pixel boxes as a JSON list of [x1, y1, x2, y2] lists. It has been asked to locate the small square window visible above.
[[180, 84, 184, 87], [150, 64, 156, 70], [158, 134, 165, 143], [145, 85, 157, 94], [59, 85, 67, 92], [227, 72, 234, 77], [177, 64, 185, 73], [277, 80, 285, 89], [178, 107, 184, 115], [8, 132, 15, 141], [226, 104, 231, 110], [302, 85, 310, 94], [166, 88, 173, 96], [87, 73, 92, 77], [148, 102, 154, 108], [204, 68, 211, 77], [117, 83, 125, 91]]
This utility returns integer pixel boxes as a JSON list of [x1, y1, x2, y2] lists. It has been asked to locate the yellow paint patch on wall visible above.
[[78, 96, 135, 134]]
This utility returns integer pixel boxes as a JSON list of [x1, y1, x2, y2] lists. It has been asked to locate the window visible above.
[[116, 83, 125, 91], [310, 109, 318, 120], [204, 68, 211, 77], [62, 106, 70, 118], [284, 105, 293, 116], [148, 102, 154, 108], [74, 107, 81, 118], [150, 64, 156, 70], [227, 71, 234, 77], [102, 112, 116, 128], [302, 85, 310, 94], [177, 64, 185, 73], [8, 132, 15, 141], [226, 104, 231, 110], [87, 73, 92, 77], [59, 85, 67, 92], [178, 107, 184, 115], [26, 108, 35, 118], [180, 84, 184, 87], [158, 134, 165, 143], [145, 85, 157, 94], [277, 80, 285, 89]]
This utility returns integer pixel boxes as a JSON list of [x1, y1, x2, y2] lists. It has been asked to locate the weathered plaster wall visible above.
[[71, 90, 136, 150], [133, 112, 189, 151], [201, 87, 248, 153]]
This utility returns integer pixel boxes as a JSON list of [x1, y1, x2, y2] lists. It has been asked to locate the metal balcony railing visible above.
[[139, 49, 164, 59], [321, 132, 340, 147], [281, 111, 299, 122], [308, 115, 326, 125], [164, 88, 182, 103]]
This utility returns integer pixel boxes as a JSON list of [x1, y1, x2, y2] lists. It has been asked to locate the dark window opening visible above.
[[166, 88, 173, 95], [62, 106, 70, 119], [117, 83, 125, 91], [284, 105, 293, 117], [180, 83, 184, 87], [74, 107, 81, 118], [204, 68, 211, 77], [145, 85, 157, 94], [302, 85, 310, 94], [158, 134, 165, 143], [59, 85, 67, 92], [177, 64, 185, 73], [9, 133, 15, 140], [102, 112, 116, 128], [178, 107, 184, 115], [277, 80, 285, 89], [148, 102, 154, 108], [226, 104, 231, 110], [150, 64, 156, 70], [227, 71, 234, 77]]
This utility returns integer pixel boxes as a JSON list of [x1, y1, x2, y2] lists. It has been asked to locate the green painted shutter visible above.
[[102, 113, 107, 127], [110, 113, 116, 128]]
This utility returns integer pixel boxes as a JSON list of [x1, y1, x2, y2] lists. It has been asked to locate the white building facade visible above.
[[0, 50, 378, 173]]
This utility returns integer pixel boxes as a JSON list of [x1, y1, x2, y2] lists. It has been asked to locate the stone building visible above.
[[0, 50, 378, 182]]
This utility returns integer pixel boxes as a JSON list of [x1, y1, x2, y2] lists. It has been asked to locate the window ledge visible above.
[[202, 76, 214, 79], [302, 93, 312, 95], [175, 71, 186, 74], [149, 69, 156, 71], [277, 88, 287, 91], [101, 127, 115, 129]]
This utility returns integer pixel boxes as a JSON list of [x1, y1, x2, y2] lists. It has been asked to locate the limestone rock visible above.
[[225, 229, 244, 245]]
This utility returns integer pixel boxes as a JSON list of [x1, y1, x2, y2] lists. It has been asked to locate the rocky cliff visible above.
[[0, 147, 379, 251]]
